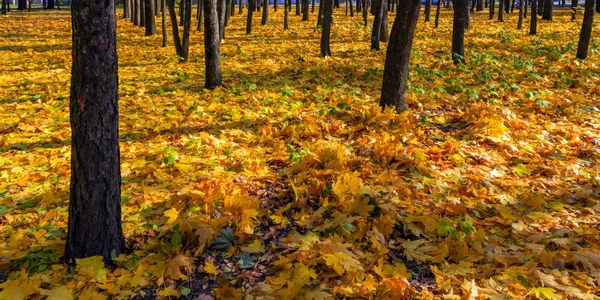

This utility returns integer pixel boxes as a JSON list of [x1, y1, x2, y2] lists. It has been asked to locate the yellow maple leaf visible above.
[[240, 239, 263, 253], [163, 208, 179, 225], [40, 286, 72, 300], [0, 270, 40, 300], [156, 288, 181, 297], [204, 261, 218, 275], [76, 256, 107, 282]]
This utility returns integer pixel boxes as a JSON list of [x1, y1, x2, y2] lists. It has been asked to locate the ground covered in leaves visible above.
[[1, 5, 600, 299]]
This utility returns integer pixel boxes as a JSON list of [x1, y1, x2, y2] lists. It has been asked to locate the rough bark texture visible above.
[[321, 0, 333, 56], [66, 0, 126, 264], [530, 0, 537, 34], [371, 0, 383, 50], [379, 0, 420, 113], [204, 0, 223, 88], [577, 0, 595, 59], [145, 0, 157, 36], [425, 0, 432, 21], [452, 0, 467, 64]]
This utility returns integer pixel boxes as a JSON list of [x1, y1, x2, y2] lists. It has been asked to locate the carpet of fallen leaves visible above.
[[1, 5, 600, 299]]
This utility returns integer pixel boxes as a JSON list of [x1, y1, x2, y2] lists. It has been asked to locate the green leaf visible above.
[[211, 227, 234, 252], [237, 252, 257, 269], [181, 287, 191, 297], [439, 220, 457, 238]]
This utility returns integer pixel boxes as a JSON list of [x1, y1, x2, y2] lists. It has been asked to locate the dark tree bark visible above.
[[538, 0, 542, 14], [247, 0, 255, 33], [47, 0, 55, 9], [517, 0, 524, 28], [321, 0, 333, 56], [380, 0, 389, 42], [124, 0, 130, 18], [334, 0, 340, 8], [596, 0, 600, 12], [312, 0, 315, 12], [285, 0, 290, 28], [371, 0, 384, 50], [349, 0, 354, 16], [577, 0, 595, 59], [498, 0, 504, 20], [1, 0, 6, 14], [489, 0, 495, 19], [571, 0, 577, 20], [542, 0, 551, 19], [141, 0, 147, 27], [435, 0, 441, 27], [218, 0, 226, 40], [167, 0, 192, 60], [224, 0, 231, 27], [510, 0, 515, 12], [145, 0, 157, 36], [135, 0, 141, 25], [162, 0, 168, 46], [275, 0, 279, 11], [204, 0, 223, 88], [296, 0, 300, 14], [425, 0, 432, 21], [239, 0, 243, 14], [262, 0, 268, 23], [380, 0, 420, 113], [477, 0, 483, 10], [452, 0, 467, 64], [18, 0, 25, 10], [524, 0, 528, 18], [363, 0, 368, 25], [66, 0, 126, 264], [317, 0, 323, 25], [180, 0, 186, 24], [530, 0, 537, 34], [302, 0, 309, 19]]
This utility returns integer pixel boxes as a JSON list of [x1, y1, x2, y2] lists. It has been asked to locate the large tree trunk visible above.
[[435, 0, 441, 27], [162, 0, 167, 46], [321, 0, 333, 56], [530, 0, 537, 34], [18, 0, 25, 10], [425, 0, 432, 21], [302, 0, 309, 19], [246, 0, 254, 33], [379, 0, 420, 113], [262, 0, 268, 24], [576, 0, 595, 59], [296, 0, 300, 14], [542, 0, 552, 19], [371, 0, 383, 50], [204, 0, 223, 87], [145, 0, 157, 36], [452, 0, 467, 63], [477, 0, 483, 10], [66, 0, 126, 264]]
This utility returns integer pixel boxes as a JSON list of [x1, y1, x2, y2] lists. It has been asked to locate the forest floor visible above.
[[1, 6, 600, 300]]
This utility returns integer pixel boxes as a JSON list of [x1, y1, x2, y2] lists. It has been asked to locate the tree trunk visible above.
[[371, 0, 383, 50], [318, 0, 323, 25], [576, 0, 594, 59], [66, 0, 126, 264], [363, 0, 368, 25], [302, 0, 309, 19], [380, 0, 388, 42], [162, 0, 168, 45], [204, 0, 223, 87], [167, 0, 191, 60], [198, 0, 203, 31], [452, 0, 467, 63], [510, 0, 515, 12], [46, 0, 55, 9], [296, 0, 300, 14], [517, 0, 524, 28], [247, 0, 254, 33], [477, 0, 483, 10], [262, 0, 268, 23], [239, 0, 243, 14], [425, 0, 432, 21], [312, 0, 315, 12], [498, 0, 504, 20], [489, 0, 494, 19], [571, 0, 577, 20], [524, 0, 527, 18], [124, 0, 129, 17], [285, 0, 290, 28], [435, 0, 441, 26], [542, 0, 551, 19], [141, 0, 146, 27], [321, 0, 333, 56], [145, 0, 157, 36], [530, 0, 537, 34], [18, 0, 25, 10], [379, 0, 420, 113], [349, 0, 354, 15], [1, 0, 6, 14], [218, 0, 226, 40], [275, 0, 278, 11]]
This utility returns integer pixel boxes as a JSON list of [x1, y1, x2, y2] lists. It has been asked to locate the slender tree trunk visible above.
[[321, 0, 333, 56], [247, 0, 254, 33], [380, 0, 388, 42], [498, 0, 504, 20], [318, 0, 323, 25], [524, 0, 527, 17], [452, 0, 467, 63], [517, 0, 524, 28], [275, 0, 278, 11], [1, 0, 6, 14], [477, 0, 483, 10], [510, 0, 515, 12], [371, 0, 383, 50], [46, 0, 54, 9], [349, 0, 354, 15], [576, 0, 594, 59], [380, 0, 420, 113], [302, 0, 309, 19], [435, 0, 441, 26], [239, 0, 243, 13], [571, 0, 577, 20], [218, 0, 226, 40], [363, 0, 368, 25], [542, 0, 551, 19], [167, 0, 191, 60], [530, 0, 537, 34], [18, 0, 25, 10], [204, 0, 223, 87], [198, 0, 203, 31], [141, 0, 146, 27], [145, 0, 157, 35], [296, 0, 300, 14], [285, 0, 290, 28], [66, 0, 126, 264], [425, 0, 432, 21], [262, 0, 268, 23], [312, 0, 315, 12], [124, 0, 129, 17], [162, 0, 167, 45], [489, 0, 495, 19]]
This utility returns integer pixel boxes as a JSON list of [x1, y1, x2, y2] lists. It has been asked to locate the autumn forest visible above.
[[0, 0, 599, 298]]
